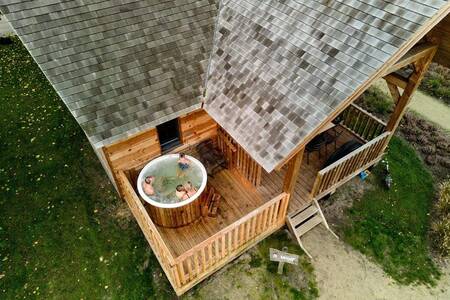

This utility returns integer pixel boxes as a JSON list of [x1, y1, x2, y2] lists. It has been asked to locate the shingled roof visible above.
[[204, 0, 450, 171], [1, 1, 449, 172], [0, 0, 218, 147]]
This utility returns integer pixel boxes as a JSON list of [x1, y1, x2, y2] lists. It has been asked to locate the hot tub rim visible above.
[[137, 154, 207, 209]]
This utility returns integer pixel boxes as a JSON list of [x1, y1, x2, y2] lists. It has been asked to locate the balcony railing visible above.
[[117, 169, 289, 295], [171, 192, 289, 292], [310, 131, 391, 199], [339, 103, 386, 142]]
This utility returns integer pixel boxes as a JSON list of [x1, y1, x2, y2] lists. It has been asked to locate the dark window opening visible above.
[[156, 118, 181, 152]]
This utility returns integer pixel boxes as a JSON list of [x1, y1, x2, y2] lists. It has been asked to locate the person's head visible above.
[[176, 184, 185, 192], [145, 176, 154, 184], [187, 181, 192, 187], [179, 153, 185, 159]]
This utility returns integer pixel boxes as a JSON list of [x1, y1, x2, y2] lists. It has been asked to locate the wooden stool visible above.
[[200, 186, 222, 218]]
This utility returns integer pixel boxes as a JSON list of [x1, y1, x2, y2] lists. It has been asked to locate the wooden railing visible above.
[[310, 132, 391, 199], [118, 168, 290, 294], [338, 104, 386, 142], [170, 192, 290, 291], [217, 127, 262, 186], [116, 171, 179, 288]]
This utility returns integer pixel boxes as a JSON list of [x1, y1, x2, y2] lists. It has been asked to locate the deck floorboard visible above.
[[141, 125, 360, 257]]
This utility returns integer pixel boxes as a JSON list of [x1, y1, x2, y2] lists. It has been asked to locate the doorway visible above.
[[156, 118, 181, 152]]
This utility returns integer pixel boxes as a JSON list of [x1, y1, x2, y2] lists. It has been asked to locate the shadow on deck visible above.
[[257, 125, 363, 214]]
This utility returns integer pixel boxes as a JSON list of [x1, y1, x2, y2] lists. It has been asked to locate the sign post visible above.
[[269, 247, 299, 274]]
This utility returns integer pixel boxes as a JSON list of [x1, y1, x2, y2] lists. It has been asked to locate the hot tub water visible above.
[[144, 156, 202, 204]]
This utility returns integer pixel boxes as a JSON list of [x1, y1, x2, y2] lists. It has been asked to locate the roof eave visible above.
[[273, 3, 450, 171]]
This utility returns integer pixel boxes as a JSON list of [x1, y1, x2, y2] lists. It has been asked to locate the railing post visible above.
[[282, 148, 304, 195]]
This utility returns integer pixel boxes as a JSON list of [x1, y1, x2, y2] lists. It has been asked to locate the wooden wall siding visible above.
[[431, 14, 450, 68], [338, 104, 387, 142], [170, 193, 290, 293], [179, 109, 218, 146], [103, 128, 161, 171], [104, 109, 217, 173], [311, 132, 391, 200], [217, 127, 262, 186]]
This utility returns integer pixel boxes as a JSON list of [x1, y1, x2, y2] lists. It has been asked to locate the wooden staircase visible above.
[[286, 199, 338, 258]]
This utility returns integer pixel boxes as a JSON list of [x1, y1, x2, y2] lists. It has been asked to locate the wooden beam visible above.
[[383, 73, 408, 90], [386, 49, 438, 132], [282, 148, 304, 195], [386, 82, 401, 103], [383, 43, 438, 76]]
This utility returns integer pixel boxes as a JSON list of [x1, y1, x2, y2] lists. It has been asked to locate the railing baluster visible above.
[[311, 132, 391, 198], [168, 194, 288, 290]]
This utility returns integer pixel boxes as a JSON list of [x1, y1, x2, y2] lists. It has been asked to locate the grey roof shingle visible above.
[[1, 0, 449, 172], [204, 0, 449, 171], [0, 0, 218, 147]]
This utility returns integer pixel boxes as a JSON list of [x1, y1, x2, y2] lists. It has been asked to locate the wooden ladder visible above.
[[286, 199, 338, 258]]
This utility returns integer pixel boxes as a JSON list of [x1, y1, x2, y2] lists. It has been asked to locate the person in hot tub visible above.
[[184, 181, 197, 197], [142, 176, 155, 196], [177, 153, 191, 177], [175, 185, 190, 200]]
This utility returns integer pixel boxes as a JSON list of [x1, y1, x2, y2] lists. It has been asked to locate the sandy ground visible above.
[[374, 80, 450, 132], [302, 226, 450, 300]]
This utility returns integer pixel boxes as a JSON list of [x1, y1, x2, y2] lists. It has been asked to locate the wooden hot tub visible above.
[[137, 154, 207, 228]]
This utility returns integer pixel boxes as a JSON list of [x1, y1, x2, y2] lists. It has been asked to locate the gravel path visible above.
[[374, 80, 450, 132], [303, 227, 450, 300]]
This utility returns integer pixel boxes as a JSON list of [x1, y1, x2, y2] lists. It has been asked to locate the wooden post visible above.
[[385, 48, 437, 133], [282, 148, 305, 195], [386, 82, 401, 103]]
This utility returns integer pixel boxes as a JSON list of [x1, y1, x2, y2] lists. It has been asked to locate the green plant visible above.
[[341, 137, 440, 285], [0, 37, 174, 299], [420, 63, 450, 106], [356, 86, 393, 118], [432, 180, 450, 256]]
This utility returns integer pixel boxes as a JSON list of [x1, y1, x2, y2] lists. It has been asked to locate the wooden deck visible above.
[[142, 125, 363, 257], [257, 125, 363, 214], [155, 169, 266, 257]]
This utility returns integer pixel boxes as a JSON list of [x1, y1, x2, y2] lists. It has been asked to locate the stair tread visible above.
[[290, 205, 318, 227], [295, 215, 323, 237]]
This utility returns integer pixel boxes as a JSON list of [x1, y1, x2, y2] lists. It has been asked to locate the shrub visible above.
[[432, 180, 450, 256], [356, 86, 393, 117], [420, 63, 450, 106]]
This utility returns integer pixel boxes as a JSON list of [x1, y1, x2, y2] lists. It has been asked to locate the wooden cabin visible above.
[[2, 0, 450, 296]]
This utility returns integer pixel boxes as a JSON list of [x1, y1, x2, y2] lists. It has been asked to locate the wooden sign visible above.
[[270, 247, 299, 274]]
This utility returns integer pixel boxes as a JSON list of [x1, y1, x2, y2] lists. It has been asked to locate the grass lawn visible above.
[[342, 137, 440, 285], [186, 230, 318, 300], [0, 37, 318, 300], [0, 38, 174, 298]]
